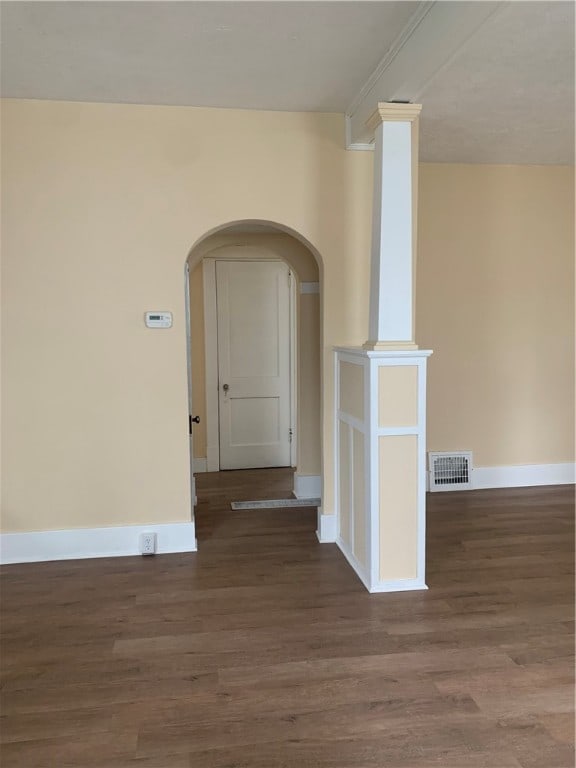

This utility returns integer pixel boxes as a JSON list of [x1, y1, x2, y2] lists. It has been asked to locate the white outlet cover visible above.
[[140, 531, 157, 555]]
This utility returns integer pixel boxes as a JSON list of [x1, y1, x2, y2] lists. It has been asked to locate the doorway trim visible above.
[[202, 256, 297, 473]]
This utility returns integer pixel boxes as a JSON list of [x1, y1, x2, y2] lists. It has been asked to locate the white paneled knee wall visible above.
[[335, 347, 432, 593]]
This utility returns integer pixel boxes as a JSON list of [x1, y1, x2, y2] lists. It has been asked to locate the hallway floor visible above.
[[1, 471, 574, 767]]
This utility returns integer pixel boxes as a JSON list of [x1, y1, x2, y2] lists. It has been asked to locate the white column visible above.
[[364, 103, 421, 350], [333, 102, 432, 594]]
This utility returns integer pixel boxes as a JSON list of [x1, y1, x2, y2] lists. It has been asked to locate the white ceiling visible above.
[[0, 2, 418, 112], [1, 1, 574, 164], [420, 2, 575, 164]]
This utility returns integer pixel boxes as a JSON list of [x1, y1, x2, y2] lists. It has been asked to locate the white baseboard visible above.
[[193, 458, 207, 473], [336, 538, 371, 591], [0, 521, 197, 565], [473, 462, 575, 490], [316, 509, 337, 543], [206, 445, 219, 473], [294, 474, 321, 499], [427, 462, 575, 492], [369, 578, 428, 593]]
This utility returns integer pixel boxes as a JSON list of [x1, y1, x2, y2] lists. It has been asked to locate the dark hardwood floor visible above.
[[1, 470, 574, 767]]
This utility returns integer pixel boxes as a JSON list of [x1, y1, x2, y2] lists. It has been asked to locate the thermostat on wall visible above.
[[145, 311, 172, 328]]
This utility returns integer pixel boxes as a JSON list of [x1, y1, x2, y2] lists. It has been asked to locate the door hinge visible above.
[[289, 428, 293, 442]]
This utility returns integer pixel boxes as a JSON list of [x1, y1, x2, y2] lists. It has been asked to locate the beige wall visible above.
[[298, 292, 321, 476], [1, 99, 371, 533], [1, 97, 573, 535], [417, 164, 575, 467]]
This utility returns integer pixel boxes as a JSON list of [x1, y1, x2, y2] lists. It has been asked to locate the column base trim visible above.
[[369, 578, 428, 593], [316, 510, 337, 543], [337, 539, 428, 593]]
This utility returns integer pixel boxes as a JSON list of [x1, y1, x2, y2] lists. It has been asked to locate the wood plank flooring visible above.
[[1, 470, 574, 767]]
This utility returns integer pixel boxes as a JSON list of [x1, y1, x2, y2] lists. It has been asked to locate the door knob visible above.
[[191, 416, 200, 424], [222, 384, 229, 392]]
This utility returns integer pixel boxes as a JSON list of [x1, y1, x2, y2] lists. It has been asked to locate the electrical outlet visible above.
[[140, 532, 157, 556]]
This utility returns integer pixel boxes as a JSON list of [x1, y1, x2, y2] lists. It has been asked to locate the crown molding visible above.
[[344, 114, 374, 152], [346, 1, 505, 147], [346, 1, 435, 120]]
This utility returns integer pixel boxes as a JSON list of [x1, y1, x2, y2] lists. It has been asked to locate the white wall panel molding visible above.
[[0, 521, 197, 565], [334, 347, 432, 594]]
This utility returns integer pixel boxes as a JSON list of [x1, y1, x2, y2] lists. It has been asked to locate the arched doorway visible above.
[[185, 220, 323, 543]]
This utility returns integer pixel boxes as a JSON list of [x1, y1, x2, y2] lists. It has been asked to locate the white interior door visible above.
[[216, 260, 291, 470]]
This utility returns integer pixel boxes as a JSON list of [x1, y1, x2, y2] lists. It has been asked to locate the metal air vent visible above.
[[428, 451, 473, 492]]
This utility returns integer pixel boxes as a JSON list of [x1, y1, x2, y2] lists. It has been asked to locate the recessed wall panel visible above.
[[352, 428, 367, 569], [338, 423, 351, 547], [340, 362, 364, 421], [379, 365, 418, 427], [379, 434, 418, 581]]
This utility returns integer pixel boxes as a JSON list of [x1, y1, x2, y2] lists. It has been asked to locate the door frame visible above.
[[202, 257, 297, 472], [184, 262, 197, 509]]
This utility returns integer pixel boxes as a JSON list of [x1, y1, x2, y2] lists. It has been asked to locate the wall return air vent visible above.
[[428, 451, 473, 492]]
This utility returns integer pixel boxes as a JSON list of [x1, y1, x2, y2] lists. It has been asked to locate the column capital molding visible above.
[[365, 102, 422, 135], [362, 340, 419, 352]]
